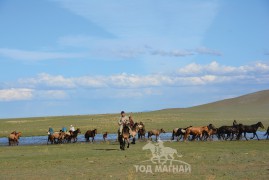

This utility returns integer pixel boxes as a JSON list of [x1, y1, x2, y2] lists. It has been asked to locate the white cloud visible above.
[[17, 61, 269, 90], [19, 73, 76, 88], [0, 88, 33, 101], [0, 48, 86, 61]]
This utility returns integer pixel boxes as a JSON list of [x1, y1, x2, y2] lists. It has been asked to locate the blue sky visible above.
[[0, 0, 269, 118]]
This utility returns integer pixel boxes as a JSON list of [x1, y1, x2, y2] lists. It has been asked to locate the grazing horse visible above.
[[148, 128, 166, 141], [172, 126, 192, 141], [103, 132, 108, 142], [8, 132, 22, 146], [85, 129, 97, 142], [183, 124, 215, 141], [238, 122, 264, 140], [118, 124, 130, 150], [264, 126, 269, 140]]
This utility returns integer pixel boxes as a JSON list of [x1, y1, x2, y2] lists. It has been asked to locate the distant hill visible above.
[[159, 90, 269, 116]]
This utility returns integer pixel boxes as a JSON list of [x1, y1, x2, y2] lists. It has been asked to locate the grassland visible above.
[[0, 140, 268, 180], [0, 90, 269, 137]]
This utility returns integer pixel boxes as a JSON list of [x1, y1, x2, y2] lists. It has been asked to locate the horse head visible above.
[[258, 122, 264, 129], [233, 120, 238, 126], [208, 124, 216, 130], [94, 128, 97, 134], [160, 128, 166, 133], [77, 128, 81, 134]]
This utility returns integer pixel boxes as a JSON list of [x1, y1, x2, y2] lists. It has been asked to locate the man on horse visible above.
[[118, 111, 130, 135], [48, 127, 54, 135]]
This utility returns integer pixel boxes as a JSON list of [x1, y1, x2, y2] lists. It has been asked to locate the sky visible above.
[[0, 0, 269, 118]]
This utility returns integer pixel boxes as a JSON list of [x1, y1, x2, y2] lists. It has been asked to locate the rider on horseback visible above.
[[118, 111, 130, 135]]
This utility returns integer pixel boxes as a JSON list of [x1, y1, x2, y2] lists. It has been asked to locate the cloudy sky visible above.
[[0, 0, 269, 118]]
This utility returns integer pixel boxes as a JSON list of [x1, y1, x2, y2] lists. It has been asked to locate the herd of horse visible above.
[[7, 120, 269, 149]]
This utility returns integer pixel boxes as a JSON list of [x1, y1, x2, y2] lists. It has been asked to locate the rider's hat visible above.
[[121, 111, 125, 114]]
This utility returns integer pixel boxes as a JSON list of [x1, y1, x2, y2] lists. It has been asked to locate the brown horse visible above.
[[64, 128, 81, 143], [130, 123, 139, 144], [138, 121, 146, 140], [148, 128, 166, 141], [85, 129, 97, 142], [8, 131, 22, 146], [47, 131, 66, 144], [118, 124, 130, 150], [184, 124, 215, 141]]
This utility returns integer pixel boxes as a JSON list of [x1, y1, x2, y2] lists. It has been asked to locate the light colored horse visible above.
[[8, 132, 22, 146], [148, 128, 166, 141]]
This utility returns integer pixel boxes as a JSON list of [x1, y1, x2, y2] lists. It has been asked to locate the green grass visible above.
[[0, 140, 268, 180]]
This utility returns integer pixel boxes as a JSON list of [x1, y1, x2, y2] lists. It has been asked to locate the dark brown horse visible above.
[[238, 122, 264, 140], [66, 128, 81, 143], [103, 132, 108, 142], [148, 128, 166, 141], [8, 131, 22, 146], [85, 129, 97, 142]]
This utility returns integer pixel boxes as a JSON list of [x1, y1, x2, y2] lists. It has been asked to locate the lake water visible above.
[[0, 131, 267, 146]]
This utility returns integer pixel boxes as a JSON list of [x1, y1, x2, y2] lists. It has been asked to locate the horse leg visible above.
[[255, 132, 259, 140], [127, 139, 130, 148], [244, 132, 248, 141], [250, 133, 255, 139]]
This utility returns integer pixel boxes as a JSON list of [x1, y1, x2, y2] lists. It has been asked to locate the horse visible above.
[[66, 128, 81, 143], [129, 122, 139, 144], [172, 126, 192, 141], [148, 128, 166, 141], [8, 131, 22, 146], [85, 129, 97, 142], [203, 127, 218, 141], [217, 125, 239, 141], [264, 126, 269, 139], [137, 122, 146, 140], [118, 124, 130, 150], [237, 122, 264, 140], [138, 128, 146, 140], [183, 124, 215, 141], [47, 131, 66, 144], [103, 132, 108, 142]]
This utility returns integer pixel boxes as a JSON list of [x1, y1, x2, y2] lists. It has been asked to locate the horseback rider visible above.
[[118, 111, 130, 135], [70, 125, 75, 132], [48, 127, 54, 135]]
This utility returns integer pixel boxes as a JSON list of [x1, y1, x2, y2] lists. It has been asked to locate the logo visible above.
[[134, 140, 191, 174]]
